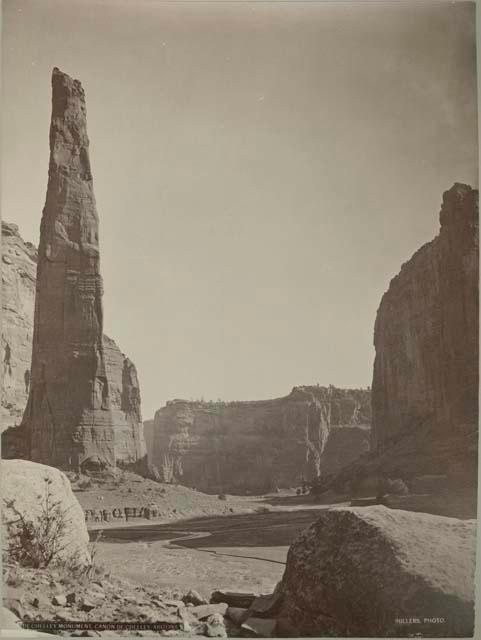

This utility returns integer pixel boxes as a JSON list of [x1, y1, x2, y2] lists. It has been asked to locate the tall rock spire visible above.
[[21, 68, 146, 472]]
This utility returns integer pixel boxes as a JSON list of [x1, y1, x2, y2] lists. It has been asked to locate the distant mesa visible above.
[[144, 385, 372, 495]]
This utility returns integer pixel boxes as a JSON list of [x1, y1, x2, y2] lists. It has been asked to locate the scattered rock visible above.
[[182, 589, 208, 606], [162, 599, 185, 610], [226, 607, 249, 625], [79, 599, 97, 612], [210, 591, 257, 609], [52, 594, 67, 607], [190, 603, 228, 620], [248, 588, 282, 617], [241, 617, 277, 637], [204, 613, 227, 638]]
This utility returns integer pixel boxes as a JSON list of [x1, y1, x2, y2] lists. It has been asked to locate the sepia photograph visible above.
[[0, 0, 479, 637]]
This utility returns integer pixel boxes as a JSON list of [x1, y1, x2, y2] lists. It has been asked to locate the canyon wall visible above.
[[371, 183, 478, 484], [312, 183, 478, 497], [149, 386, 371, 494], [2, 68, 147, 472], [372, 183, 478, 453], [1, 222, 147, 469], [1, 222, 37, 431]]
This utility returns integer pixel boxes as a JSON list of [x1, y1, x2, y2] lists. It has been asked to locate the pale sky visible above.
[[1, 0, 478, 419]]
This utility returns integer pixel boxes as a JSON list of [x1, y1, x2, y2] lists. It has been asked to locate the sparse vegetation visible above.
[[3, 477, 71, 569], [218, 493, 227, 501], [3, 476, 106, 590]]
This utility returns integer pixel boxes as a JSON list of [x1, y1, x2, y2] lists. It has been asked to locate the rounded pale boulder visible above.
[[2, 459, 91, 566]]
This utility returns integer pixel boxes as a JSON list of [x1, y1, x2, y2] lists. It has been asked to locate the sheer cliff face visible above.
[[149, 386, 371, 494], [1, 222, 146, 466], [1, 223, 37, 430], [4, 68, 146, 471], [371, 183, 478, 481]]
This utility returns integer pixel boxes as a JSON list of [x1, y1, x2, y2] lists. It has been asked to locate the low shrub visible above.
[[3, 477, 71, 569]]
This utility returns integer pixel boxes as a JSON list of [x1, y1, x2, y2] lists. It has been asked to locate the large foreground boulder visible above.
[[277, 506, 476, 637], [2, 459, 90, 566]]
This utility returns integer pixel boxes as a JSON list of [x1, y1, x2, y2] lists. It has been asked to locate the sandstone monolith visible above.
[[20, 68, 146, 472]]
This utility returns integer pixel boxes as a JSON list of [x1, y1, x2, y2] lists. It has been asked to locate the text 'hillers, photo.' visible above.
[[1, 1, 479, 638]]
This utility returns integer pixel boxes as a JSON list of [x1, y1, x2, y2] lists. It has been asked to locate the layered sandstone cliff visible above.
[[313, 183, 478, 497], [1, 222, 148, 470], [149, 386, 371, 494], [372, 183, 478, 452], [2, 68, 147, 472], [371, 183, 478, 483], [1, 222, 37, 431]]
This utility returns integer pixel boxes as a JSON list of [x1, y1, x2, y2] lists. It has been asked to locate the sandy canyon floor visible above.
[[74, 473, 477, 599], [72, 474, 335, 596]]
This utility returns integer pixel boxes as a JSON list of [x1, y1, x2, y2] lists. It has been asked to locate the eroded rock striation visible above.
[[2, 68, 147, 472], [1, 222, 37, 431], [372, 183, 478, 451], [371, 183, 478, 484], [1, 222, 150, 473], [312, 184, 479, 499], [276, 506, 476, 637], [149, 386, 371, 494]]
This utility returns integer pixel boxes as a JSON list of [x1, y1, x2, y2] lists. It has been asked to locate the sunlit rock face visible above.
[[149, 386, 371, 494], [371, 183, 478, 485], [2, 68, 146, 472]]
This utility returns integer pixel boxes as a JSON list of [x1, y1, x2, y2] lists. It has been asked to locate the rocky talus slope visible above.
[[313, 184, 478, 497], [149, 386, 371, 494], [2, 68, 148, 473], [1, 460, 252, 638]]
